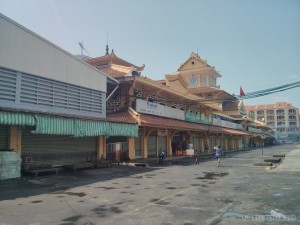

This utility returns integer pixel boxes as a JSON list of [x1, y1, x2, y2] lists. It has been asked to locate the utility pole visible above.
[[261, 134, 265, 155]]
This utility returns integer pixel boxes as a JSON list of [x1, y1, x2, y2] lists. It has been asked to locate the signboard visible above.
[[136, 99, 185, 120]]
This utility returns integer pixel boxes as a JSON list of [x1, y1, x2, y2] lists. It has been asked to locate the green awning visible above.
[[35, 115, 74, 135], [0, 111, 138, 137], [0, 111, 36, 126], [74, 119, 108, 137], [108, 122, 138, 137], [34, 115, 137, 137]]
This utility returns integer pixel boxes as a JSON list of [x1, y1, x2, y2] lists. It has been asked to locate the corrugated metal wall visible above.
[[192, 136, 200, 150], [135, 136, 141, 157], [0, 66, 106, 119], [148, 136, 157, 157], [158, 136, 167, 152], [0, 14, 106, 92], [22, 130, 97, 164], [0, 126, 9, 150]]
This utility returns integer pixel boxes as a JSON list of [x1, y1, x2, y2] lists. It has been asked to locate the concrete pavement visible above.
[[0, 144, 299, 225], [275, 144, 300, 171]]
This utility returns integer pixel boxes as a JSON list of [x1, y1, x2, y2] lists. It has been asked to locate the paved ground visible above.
[[0, 144, 299, 225]]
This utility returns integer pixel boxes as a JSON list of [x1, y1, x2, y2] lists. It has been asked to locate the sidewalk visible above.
[[131, 147, 252, 166], [275, 144, 300, 172]]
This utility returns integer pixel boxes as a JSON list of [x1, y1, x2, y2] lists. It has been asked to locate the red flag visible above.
[[240, 86, 245, 96]]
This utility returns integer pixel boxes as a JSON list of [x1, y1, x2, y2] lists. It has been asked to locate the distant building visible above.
[[245, 102, 300, 139]]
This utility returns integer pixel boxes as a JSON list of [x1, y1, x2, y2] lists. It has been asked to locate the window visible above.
[[257, 116, 264, 121], [207, 93, 213, 99], [200, 75, 206, 86], [257, 110, 264, 115], [276, 109, 284, 114], [289, 116, 296, 120], [277, 122, 285, 126]]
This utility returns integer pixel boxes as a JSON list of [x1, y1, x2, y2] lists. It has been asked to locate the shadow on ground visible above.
[[0, 166, 161, 201]]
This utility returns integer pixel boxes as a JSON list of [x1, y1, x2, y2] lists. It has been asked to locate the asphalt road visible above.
[[0, 144, 299, 225]]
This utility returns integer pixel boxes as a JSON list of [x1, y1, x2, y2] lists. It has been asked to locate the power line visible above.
[[238, 81, 300, 99]]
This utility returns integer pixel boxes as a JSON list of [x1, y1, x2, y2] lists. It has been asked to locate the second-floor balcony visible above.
[[289, 122, 298, 127], [257, 111, 264, 115], [288, 116, 297, 121], [277, 116, 285, 121], [288, 112, 297, 116], [276, 125, 286, 128]]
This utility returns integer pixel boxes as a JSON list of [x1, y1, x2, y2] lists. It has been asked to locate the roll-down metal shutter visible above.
[[158, 136, 167, 152], [22, 130, 97, 164], [147, 136, 157, 157], [135, 136, 141, 157], [0, 126, 9, 150], [192, 136, 200, 150]]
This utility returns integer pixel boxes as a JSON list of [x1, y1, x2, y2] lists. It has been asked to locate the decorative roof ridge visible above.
[[86, 50, 145, 71]]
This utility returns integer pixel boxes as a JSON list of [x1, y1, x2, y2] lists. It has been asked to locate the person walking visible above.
[[204, 141, 209, 152], [215, 145, 222, 167], [194, 149, 199, 165]]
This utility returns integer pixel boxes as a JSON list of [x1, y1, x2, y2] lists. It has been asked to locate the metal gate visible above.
[[148, 136, 157, 157], [135, 136, 141, 157], [192, 136, 200, 150], [158, 136, 167, 152], [0, 126, 8, 150], [22, 130, 97, 164], [106, 142, 128, 161]]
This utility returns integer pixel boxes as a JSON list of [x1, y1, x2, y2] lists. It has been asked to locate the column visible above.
[[96, 136, 106, 160], [127, 137, 135, 160]]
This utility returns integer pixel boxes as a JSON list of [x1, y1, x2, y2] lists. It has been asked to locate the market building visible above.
[[0, 14, 138, 179], [86, 51, 250, 160]]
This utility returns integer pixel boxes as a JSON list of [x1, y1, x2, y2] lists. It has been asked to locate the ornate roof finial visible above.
[[105, 44, 109, 56], [105, 30, 109, 56]]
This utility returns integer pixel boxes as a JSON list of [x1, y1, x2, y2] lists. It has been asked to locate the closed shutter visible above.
[[147, 136, 157, 157], [22, 130, 97, 164], [157, 136, 167, 152], [135, 136, 141, 157], [192, 137, 200, 150], [0, 126, 9, 150]]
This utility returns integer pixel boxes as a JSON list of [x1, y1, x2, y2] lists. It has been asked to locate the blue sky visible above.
[[1, 0, 300, 108]]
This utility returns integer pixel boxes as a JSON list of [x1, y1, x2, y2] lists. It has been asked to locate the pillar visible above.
[[142, 136, 148, 158], [127, 137, 135, 160], [167, 131, 172, 156], [96, 136, 106, 160]]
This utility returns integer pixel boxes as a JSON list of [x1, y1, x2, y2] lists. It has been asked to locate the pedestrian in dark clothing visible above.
[[194, 149, 199, 165]]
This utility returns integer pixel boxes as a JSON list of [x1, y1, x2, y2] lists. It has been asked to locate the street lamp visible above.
[[261, 134, 265, 155]]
